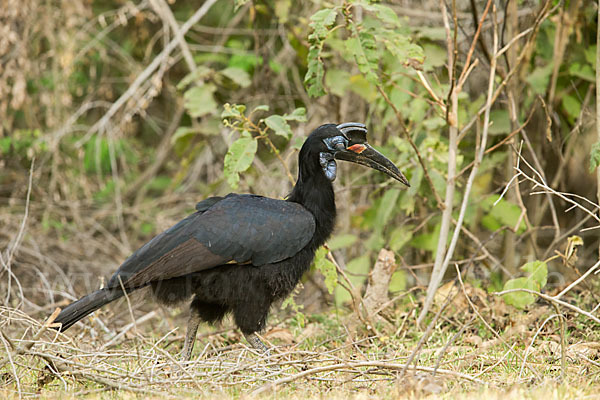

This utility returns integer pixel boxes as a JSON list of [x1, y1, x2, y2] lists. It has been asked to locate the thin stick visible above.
[[419, 0, 460, 326], [494, 288, 600, 324], [0, 307, 60, 369], [555, 259, 600, 299], [456, 0, 493, 89], [149, 0, 196, 71]]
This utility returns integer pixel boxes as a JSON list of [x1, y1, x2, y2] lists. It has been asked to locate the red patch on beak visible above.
[[347, 144, 367, 154]]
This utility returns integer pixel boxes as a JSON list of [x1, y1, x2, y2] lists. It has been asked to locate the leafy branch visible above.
[[221, 104, 307, 187]]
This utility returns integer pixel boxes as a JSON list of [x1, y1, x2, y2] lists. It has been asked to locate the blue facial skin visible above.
[[319, 152, 337, 181], [320, 135, 348, 182]]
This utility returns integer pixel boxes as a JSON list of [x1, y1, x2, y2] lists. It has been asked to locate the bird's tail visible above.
[[54, 288, 124, 332]]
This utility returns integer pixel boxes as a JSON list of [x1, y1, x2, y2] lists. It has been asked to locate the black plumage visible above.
[[52, 122, 409, 359]]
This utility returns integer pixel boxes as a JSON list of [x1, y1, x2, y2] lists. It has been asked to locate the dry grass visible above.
[[2, 277, 600, 399]]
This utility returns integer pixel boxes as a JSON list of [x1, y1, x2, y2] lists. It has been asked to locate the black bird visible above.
[[53, 122, 409, 359]]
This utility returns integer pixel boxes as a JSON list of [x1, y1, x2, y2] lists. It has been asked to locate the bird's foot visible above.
[[180, 344, 193, 362], [244, 332, 269, 354]]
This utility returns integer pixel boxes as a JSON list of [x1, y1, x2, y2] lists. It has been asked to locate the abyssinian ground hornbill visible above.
[[53, 122, 409, 359]]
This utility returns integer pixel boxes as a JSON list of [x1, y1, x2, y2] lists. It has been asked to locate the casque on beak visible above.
[[334, 123, 410, 187]]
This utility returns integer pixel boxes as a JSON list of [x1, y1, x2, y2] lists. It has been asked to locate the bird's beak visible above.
[[334, 143, 410, 187]]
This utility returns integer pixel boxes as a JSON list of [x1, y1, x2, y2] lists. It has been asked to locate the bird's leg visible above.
[[181, 310, 201, 361], [244, 332, 269, 353]]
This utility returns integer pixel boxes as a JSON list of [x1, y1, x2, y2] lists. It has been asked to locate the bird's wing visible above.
[[106, 194, 315, 289]]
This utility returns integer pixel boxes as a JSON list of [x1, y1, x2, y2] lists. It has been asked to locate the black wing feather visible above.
[[107, 194, 315, 289]]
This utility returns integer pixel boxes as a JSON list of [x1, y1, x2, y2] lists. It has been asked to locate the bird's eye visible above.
[[325, 136, 347, 151]]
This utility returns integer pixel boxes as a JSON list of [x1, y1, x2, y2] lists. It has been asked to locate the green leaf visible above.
[[313, 247, 337, 294], [589, 142, 600, 172], [488, 109, 511, 135], [268, 59, 283, 74], [375, 188, 400, 227], [234, 0, 250, 11], [521, 260, 548, 288], [274, 0, 291, 23], [345, 31, 378, 83], [305, 47, 327, 97], [568, 62, 595, 82], [0, 137, 12, 154], [335, 255, 370, 306], [309, 8, 338, 36], [171, 127, 198, 144], [84, 137, 112, 173], [584, 45, 597, 67], [264, 115, 292, 138], [502, 260, 548, 309], [363, 3, 400, 26], [223, 134, 257, 188], [328, 234, 358, 251], [220, 67, 251, 88], [422, 43, 447, 71], [292, 136, 305, 150], [411, 222, 441, 252], [252, 105, 270, 113], [177, 66, 212, 89], [348, 74, 377, 102], [389, 270, 406, 292], [388, 225, 413, 252], [183, 84, 217, 117], [145, 175, 171, 193], [561, 94, 581, 121], [304, 8, 338, 97], [284, 107, 307, 122], [502, 277, 537, 309], [525, 63, 553, 94], [221, 103, 246, 119], [326, 69, 351, 97], [228, 53, 262, 72], [481, 195, 526, 234]]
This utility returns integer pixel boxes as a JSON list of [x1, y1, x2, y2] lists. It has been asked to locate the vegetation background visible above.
[[1, 0, 600, 398]]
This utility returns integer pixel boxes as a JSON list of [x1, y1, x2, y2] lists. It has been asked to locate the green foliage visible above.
[[264, 115, 292, 138], [590, 142, 600, 172], [345, 30, 378, 84], [335, 255, 370, 306], [4, 0, 597, 343], [83, 137, 135, 175], [313, 247, 337, 294], [0, 129, 45, 160], [328, 234, 358, 251], [305, 1, 423, 97], [502, 260, 548, 309], [223, 132, 257, 189], [183, 84, 218, 118], [281, 293, 305, 328], [220, 103, 306, 188], [480, 195, 527, 234], [220, 67, 251, 88], [305, 8, 338, 97]]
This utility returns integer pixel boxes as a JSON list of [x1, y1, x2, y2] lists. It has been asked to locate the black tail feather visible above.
[[54, 288, 124, 331]]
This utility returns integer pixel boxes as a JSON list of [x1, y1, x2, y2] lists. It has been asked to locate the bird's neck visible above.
[[287, 167, 336, 250]]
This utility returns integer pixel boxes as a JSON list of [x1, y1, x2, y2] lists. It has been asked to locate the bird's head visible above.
[[305, 122, 409, 186]]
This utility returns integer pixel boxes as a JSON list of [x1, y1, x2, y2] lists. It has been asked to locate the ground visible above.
[[2, 279, 600, 399]]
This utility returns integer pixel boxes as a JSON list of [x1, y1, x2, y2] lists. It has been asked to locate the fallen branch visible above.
[[251, 360, 484, 396]]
